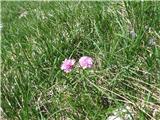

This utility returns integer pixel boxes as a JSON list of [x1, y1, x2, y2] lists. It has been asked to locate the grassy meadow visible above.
[[1, 1, 160, 120]]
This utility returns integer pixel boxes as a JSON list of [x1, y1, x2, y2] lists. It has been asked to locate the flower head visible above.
[[61, 59, 75, 73], [79, 56, 93, 69], [19, 11, 28, 19], [130, 30, 137, 39], [148, 38, 156, 46]]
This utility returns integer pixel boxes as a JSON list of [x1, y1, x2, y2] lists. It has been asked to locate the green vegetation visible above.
[[1, 1, 160, 120]]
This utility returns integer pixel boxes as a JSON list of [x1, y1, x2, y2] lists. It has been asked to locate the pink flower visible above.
[[61, 59, 75, 73], [79, 56, 93, 69]]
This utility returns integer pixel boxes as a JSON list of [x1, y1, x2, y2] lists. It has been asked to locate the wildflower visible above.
[[79, 56, 93, 69], [148, 38, 156, 46], [61, 59, 75, 73], [130, 30, 137, 39], [19, 11, 28, 19]]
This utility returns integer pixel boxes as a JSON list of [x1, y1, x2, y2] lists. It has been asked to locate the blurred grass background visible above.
[[1, 1, 160, 120]]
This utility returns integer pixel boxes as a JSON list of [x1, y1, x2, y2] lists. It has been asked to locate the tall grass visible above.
[[1, 1, 160, 120]]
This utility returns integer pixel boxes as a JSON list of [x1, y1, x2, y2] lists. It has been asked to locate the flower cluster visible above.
[[61, 59, 76, 73], [61, 56, 93, 73]]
